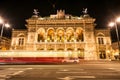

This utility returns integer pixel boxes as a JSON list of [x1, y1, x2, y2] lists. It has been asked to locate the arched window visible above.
[[57, 29, 64, 42], [18, 38, 24, 46], [98, 38, 104, 44], [76, 28, 84, 42], [37, 28, 45, 42], [47, 29, 54, 42], [18, 34, 25, 46], [66, 28, 74, 42], [97, 33, 105, 44]]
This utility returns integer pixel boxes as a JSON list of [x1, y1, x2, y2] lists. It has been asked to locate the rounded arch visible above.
[[56, 27, 64, 32], [37, 28, 45, 34], [97, 33, 105, 37], [76, 27, 84, 42], [66, 27, 74, 42], [17, 33, 25, 37], [56, 28, 64, 42], [97, 32, 105, 45], [37, 28, 45, 42], [47, 27, 55, 32], [47, 28, 55, 42], [66, 27, 74, 31]]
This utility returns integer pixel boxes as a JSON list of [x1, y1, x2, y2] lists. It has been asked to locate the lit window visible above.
[[98, 37, 104, 44], [76, 28, 84, 42], [38, 34, 44, 42], [18, 38, 24, 46], [99, 51, 106, 59]]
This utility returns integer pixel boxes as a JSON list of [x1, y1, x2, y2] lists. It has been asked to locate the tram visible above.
[[0, 51, 78, 63]]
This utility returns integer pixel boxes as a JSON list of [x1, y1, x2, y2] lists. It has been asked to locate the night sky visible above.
[[0, 0, 120, 42]]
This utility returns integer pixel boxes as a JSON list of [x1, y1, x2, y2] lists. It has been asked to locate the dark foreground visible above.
[[0, 60, 120, 80]]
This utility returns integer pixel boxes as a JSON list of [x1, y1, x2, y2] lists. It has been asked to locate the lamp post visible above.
[[0, 23, 10, 37], [0, 17, 10, 49], [109, 17, 120, 60], [0, 17, 10, 37]]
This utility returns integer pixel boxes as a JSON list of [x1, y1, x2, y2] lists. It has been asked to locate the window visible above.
[[76, 28, 84, 42], [18, 38, 24, 46], [99, 51, 106, 59], [47, 29, 55, 42], [38, 34, 44, 42], [37, 28, 45, 42], [98, 37, 104, 44]]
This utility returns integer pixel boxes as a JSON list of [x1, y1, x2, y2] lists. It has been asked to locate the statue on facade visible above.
[[82, 8, 90, 18], [82, 8, 88, 14], [33, 9, 39, 16]]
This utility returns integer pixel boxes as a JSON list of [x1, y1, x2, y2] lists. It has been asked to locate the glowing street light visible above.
[[109, 17, 120, 60], [0, 17, 10, 37], [109, 22, 115, 27], [0, 18, 3, 24], [116, 17, 120, 22]]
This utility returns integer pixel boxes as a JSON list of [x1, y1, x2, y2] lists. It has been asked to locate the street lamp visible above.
[[109, 17, 120, 59], [0, 17, 10, 37]]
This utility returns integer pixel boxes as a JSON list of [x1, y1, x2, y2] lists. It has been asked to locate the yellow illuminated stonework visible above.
[[10, 10, 112, 60]]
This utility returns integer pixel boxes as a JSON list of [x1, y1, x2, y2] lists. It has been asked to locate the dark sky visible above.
[[0, 0, 120, 42]]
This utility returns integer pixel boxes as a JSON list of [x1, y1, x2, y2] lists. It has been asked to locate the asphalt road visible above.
[[0, 61, 120, 80]]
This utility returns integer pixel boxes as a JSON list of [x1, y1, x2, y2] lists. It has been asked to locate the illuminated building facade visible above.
[[10, 10, 112, 60], [0, 36, 11, 50]]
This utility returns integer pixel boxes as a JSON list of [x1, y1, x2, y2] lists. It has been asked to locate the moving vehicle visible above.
[[62, 58, 79, 63], [0, 51, 79, 64]]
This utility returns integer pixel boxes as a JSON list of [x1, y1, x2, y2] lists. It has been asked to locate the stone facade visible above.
[[10, 10, 112, 60], [0, 36, 11, 50], [112, 41, 120, 58]]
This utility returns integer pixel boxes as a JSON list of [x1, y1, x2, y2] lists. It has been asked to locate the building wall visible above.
[[112, 41, 120, 58], [11, 10, 112, 60], [0, 37, 11, 50], [11, 29, 27, 50], [95, 29, 112, 59]]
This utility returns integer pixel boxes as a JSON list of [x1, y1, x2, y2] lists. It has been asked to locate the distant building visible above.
[[0, 36, 11, 50], [10, 10, 112, 60], [112, 41, 120, 50], [112, 41, 120, 57]]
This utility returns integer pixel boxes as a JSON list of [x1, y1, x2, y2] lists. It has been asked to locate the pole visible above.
[[0, 24, 4, 37], [115, 22, 120, 59], [0, 24, 4, 49]]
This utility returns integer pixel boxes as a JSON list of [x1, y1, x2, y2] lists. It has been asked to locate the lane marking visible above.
[[67, 69, 84, 71], [56, 71, 87, 73], [26, 68, 33, 70], [58, 76, 95, 80], [70, 76, 96, 78], [12, 71, 23, 75], [108, 68, 115, 70], [59, 69, 69, 71], [58, 76, 74, 80], [107, 68, 120, 72]]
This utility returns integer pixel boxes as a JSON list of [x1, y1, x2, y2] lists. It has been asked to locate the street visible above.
[[0, 61, 120, 80]]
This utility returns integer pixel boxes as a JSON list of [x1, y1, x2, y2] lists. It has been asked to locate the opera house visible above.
[[10, 9, 112, 60]]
